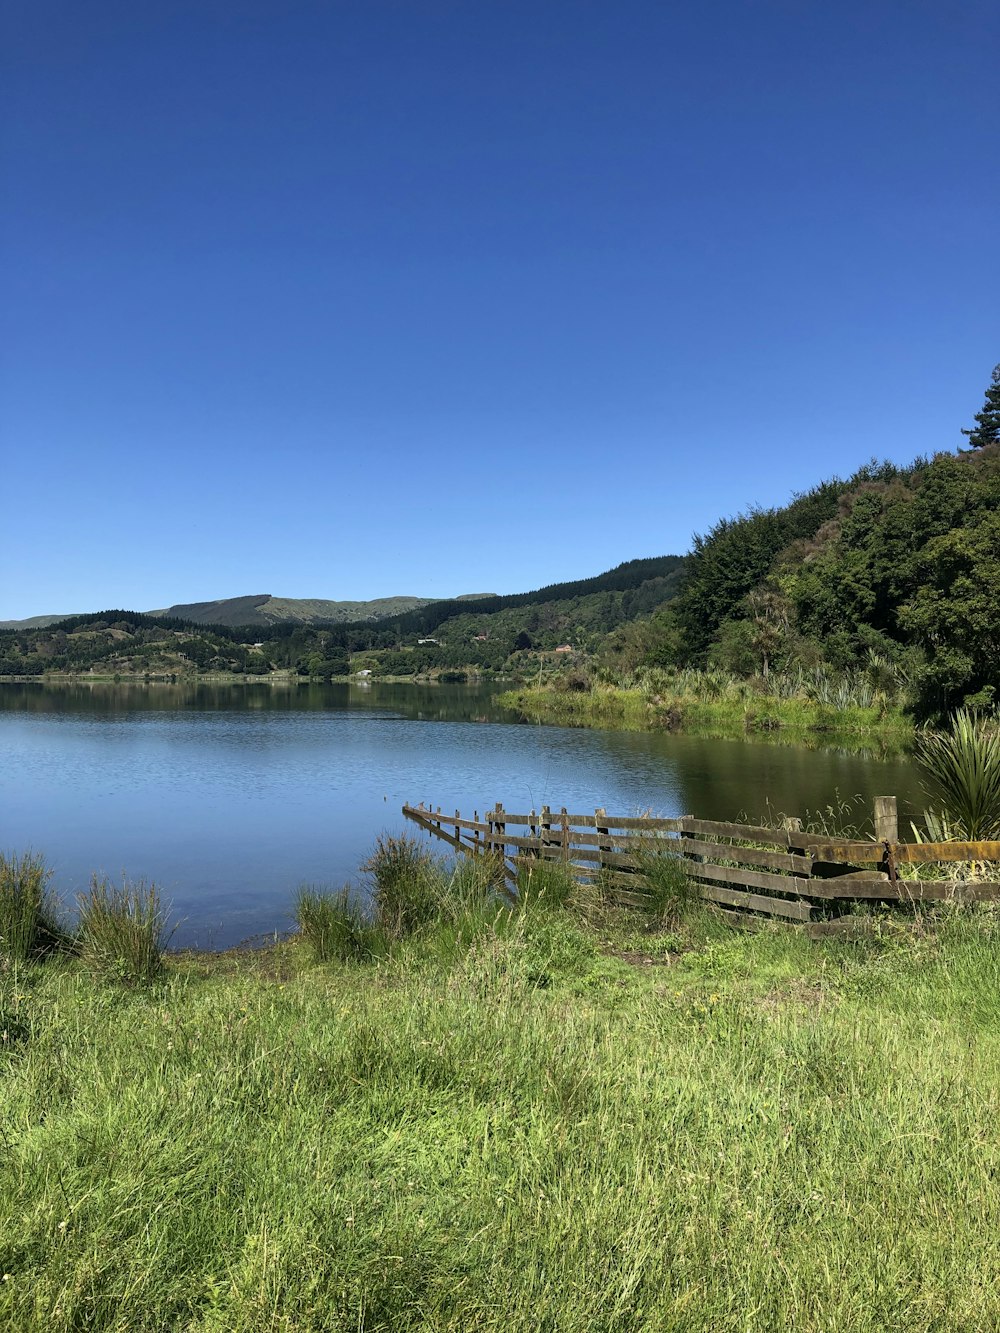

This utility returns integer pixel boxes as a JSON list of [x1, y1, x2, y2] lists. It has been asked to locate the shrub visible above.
[[76, 875, 168, 985], [554, 671, 591, 694], [914, 709, 1000, 841], [362, 833, 444, 938], [0, 851, 64, 963], [294, 886, 376, 963]]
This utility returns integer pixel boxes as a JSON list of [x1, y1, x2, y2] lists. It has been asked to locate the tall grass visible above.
[[914, 708, 1000, 840], [515, 856, 576, 909], [76, 875, 168, 985], [498, 671, 912, 751], [631, 845, 699, 924], [0, 851, 63, 963], [293, 885, 379, 963], [362, 832, 445, 937]]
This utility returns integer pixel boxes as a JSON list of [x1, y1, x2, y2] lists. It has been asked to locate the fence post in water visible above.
[[874, 796, 898, 845], [540, 805, 552, 861], [495, 802, 506, 870], [560, 807, 570, 863], [527, 809, 538, 862]]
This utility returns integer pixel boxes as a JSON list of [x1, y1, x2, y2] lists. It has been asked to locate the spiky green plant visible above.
[[445, 853, 509, 915], [632, 846, 700, 925], [913, 709, 1000, 841]]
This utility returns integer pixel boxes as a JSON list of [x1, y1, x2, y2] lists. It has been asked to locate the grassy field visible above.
[[4, 858, 1000, 1331], [498, 682, 914, 752]]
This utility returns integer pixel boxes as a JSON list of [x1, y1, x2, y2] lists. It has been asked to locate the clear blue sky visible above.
[[2, 0, 997, 619]]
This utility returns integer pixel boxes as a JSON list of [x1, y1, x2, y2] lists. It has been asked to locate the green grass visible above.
[[293, 885, 382, 963], [498, 681, 913, 751], [4, 880, 1000, 1330]]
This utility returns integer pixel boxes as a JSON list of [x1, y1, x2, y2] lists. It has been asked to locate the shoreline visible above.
[[497, 683, 914, 753]]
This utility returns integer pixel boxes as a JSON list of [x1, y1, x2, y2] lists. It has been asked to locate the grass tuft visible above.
[[293, 885, 381, 963], [515, 857, 577, 910], [76, 875, 169, 985], [0, 851, 65, 963], [362, 832, 445, 937], [632, 846, 700, 925]]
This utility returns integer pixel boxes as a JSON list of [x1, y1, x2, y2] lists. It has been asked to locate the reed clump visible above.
[[0, 851, 64, 963], [632, 846, 699, 925], [362, 832, 447, 938], [293, 885, 379, 963], [515, 857, 576, 910], [76, 875, 168, 985]]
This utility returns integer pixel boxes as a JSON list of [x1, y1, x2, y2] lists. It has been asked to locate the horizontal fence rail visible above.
[[402, 797, 1000, 927]]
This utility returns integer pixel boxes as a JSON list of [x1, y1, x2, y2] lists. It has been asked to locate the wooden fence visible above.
[[402, 798, 1000, 926]]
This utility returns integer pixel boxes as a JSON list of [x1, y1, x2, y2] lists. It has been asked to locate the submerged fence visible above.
[[402, 798, 1000, 927]]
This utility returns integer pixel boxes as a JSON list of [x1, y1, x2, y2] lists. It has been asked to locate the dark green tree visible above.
[[962, 363, 1000, 448]]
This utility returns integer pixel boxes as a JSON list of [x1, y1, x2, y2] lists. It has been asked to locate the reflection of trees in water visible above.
[[0, 680, 519, 724]]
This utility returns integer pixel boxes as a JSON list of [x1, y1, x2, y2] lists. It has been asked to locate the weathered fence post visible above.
[[874, 796, 898, 844], [560, 807, 570, 862], [540, 805, 552, 861], [495, 801, 506, 869], [595, 807, 611, 875], [875, 795, 899, 885], [527, 809, 538, 862]]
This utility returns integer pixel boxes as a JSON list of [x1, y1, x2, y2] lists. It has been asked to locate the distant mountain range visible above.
[[0, 591, 496, 631]]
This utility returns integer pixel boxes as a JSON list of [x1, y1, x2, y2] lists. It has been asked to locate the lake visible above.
[[0, 680, 926, 948]]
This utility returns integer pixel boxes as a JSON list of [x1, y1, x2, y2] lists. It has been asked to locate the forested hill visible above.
[[144, 593, 443, 627], [644, 444, 1000, 719], [381, 556, 687, 637], [0, 556, 686, 679]]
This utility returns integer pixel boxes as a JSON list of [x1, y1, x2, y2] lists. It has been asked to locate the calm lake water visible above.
[[0, 681, 925, 948]]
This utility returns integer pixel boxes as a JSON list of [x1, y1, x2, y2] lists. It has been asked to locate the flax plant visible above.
[[914, 709, 1000, 841]]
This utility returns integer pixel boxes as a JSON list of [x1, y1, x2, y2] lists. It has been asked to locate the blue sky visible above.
[[2, 0, 997, 619]]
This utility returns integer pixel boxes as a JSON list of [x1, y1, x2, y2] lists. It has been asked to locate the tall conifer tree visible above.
[[962, 363, 1000, 448]]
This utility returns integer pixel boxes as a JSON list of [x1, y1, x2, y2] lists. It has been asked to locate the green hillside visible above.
[[147, 593, 441, 627], [0, 558, 685, 680], [0, 613, 81, 630]]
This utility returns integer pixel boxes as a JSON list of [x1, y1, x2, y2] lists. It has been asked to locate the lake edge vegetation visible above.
[[5, 802, 1000, 1331]]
